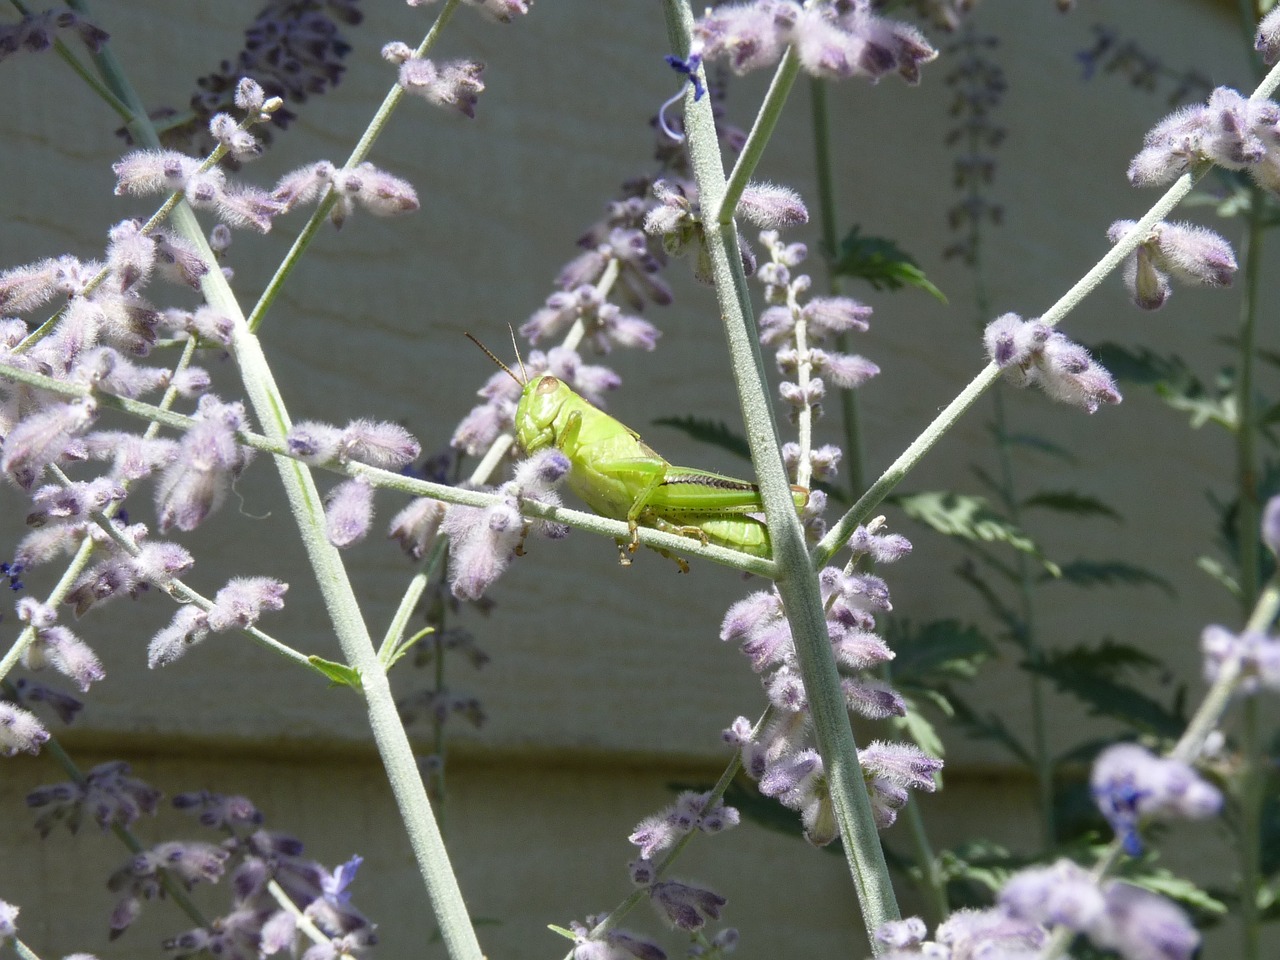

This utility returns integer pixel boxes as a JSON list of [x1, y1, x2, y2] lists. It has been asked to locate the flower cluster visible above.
[[65, 787, 381, 959], [983, 313, 1120, 414], [871, 908, 1046, 960], [27, 760, 162, 837], [0, 7, 109, 65], [691, 0, 937, 85], [438, 449, 571, 599], [720, 525, 936, 844], [155, 1, 362, 155], [1128, 85, 1280, 195], [521, 285, 660, 353], [642, 180, 808, 282], [149, 577, 289, 668], [1090, 742, 1222, 856], [1107, 219, 1237, 310], [1000, 861, 1199, 960], [383, 42, 486, 118], [1200, 624, 1280, 694]]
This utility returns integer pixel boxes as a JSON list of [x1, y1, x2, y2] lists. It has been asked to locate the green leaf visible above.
[[1091, 343, 1236, 430], [1046, 559, 1175, 596], [944, 690, 1034, 765], [1020, 490, 1121, 522], [830, 227, 947, 301], [892, 699, 946, 763], [1002, 432, 1078, 463], [652, 415, 751, 462], [891, 491, 1060, 576], [1027, 640, 1186, 737], [1197, 555, 1241, 597], [886, 619, 993, 684], [308, 656, 362, 691]]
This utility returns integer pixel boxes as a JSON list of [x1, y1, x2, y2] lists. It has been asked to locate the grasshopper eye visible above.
[[535, 376, 561, 395]]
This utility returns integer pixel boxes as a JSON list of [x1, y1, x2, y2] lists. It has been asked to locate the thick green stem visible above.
[[666, 2, 900, 946]]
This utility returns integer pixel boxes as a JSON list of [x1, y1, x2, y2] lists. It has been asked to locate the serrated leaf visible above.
[[893, 697, 946, 762], [1046, 560, 1175, 596], [1002, 432, 1078, 463], [830, 226, 947, 301], [891, 491, 1060, 576], [1116, 866, 1228, 916], [308, 656, 361, 690], [1021, 490, 1121, 522], [1091, 342, 1194, 386], [945, 691, 1033, 765], [652, 415, 752, 462], [886, 618, 993, 683], [1027, 640, 1185, 737]]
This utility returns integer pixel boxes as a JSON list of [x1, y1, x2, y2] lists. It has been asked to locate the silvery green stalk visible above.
[[663, 0, 900, 943]]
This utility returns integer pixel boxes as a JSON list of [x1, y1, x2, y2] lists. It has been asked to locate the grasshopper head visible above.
[[513, 374, 570, 454]]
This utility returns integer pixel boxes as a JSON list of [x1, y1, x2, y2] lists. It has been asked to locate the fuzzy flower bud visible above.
[[983, 315, 1120, 414], [1089, 882, 1198, 960], [736, 182, 808, 228], [207, 577, 287, 632], [1000, 859, 1105, 930], [1200, 624, 1280, 693], [112, 150, 199, 196], [148, 606, 211, 668], [155, 395, 252, 531], [389, 497, 447, 559], [648, 880, 725, 932], [398, 57, 486, 118], [325, 478, 374, 547], [0, 700, 49, 755], [1, 398, 98, 489], [1108, 219, 1236, 310]]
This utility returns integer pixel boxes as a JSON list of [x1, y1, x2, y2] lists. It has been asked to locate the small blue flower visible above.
[[321, 854, 363, 907]]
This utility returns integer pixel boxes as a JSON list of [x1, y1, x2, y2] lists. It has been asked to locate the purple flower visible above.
[[875, 917, 927, 950], [984, 315, 1120, 414], [1201, 624, 1280, 693], [1260, 7, 1280, 65], [934, 908, 1047, 957], [207, 577, 288, 632], [1089, 882, 1198, 960], [148, 606, 211, 667], [0, 701, 48, 756], [325, 478, 375, 547], [1, 398, 98, 489], [395, 55, 486, 118], [388, 496, 447, 559], [648, 880, 725, 932], [1108, 219, 1236, 310], [155, 395, 253, 531], [1091, 742, 1222, 855], [27, 761, 160, 835], [1000, 859, 1106, 929]]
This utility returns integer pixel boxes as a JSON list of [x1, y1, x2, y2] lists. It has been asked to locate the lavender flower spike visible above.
[[1091, 742, 1222, 855]]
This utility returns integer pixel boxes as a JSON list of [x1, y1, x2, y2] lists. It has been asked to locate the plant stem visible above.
[[809, 76, 866, 499], [667, 2, 901, 946]]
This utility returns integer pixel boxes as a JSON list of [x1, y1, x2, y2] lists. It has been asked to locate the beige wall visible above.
[[0, 0, 1267, 957]]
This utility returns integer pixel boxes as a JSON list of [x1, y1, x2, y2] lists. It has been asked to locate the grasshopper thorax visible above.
[[513, 373, 571, 454]]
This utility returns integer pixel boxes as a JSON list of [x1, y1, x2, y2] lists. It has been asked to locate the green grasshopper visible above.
[[468, 335, 808, 570]]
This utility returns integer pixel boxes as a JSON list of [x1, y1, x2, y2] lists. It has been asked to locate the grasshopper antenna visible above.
[[465, 332, 523, 385], [507, 324, 528, 383]]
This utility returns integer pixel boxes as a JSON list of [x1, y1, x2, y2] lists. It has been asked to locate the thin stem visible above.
[[808, 76, 865, 500], [1233, 180, 1265, 960], [246, 0, 463, 333], [813, 165, 1204, 567], [667, 1, 900, 947], [718, 48, 801, 225]]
